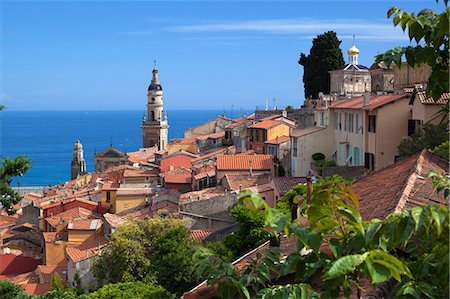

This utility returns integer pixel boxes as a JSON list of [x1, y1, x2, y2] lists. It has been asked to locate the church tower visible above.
[[71, 140, 87, 180], [142, 62, 169, 151]]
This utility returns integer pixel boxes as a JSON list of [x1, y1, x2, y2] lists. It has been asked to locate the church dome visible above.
[[148, 83, 163, 91], [348, 44, 359, 55]]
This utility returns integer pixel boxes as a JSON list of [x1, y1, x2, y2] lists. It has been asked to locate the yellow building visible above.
[[101, 183, 153, 214], [247, 120, 291, 154]]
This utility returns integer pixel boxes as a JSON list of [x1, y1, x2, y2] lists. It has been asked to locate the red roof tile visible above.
[[190, 229, 214, 243], [66, 236, 108, 263], [217, 155, 273, 171], [127, 147, 158, 164], [23, 283, 52, 295], [224, 174, 272, 192], [329, 93, 410, 111], [352, 150, 448, 220], [45, 207, 100, 228], [68, 219, 102, 230], [0, 215, 17, 229], [164, 167, 192, 184], [265, 136, 290, 145], [196, 131, 225, 141], [115, 187, 154, 196], [191, 147, 234, 163], [272, 177, 308, 196], [36, 265, 67, 284], [123, 168, 159, 178], [249, 119, 283, 130]]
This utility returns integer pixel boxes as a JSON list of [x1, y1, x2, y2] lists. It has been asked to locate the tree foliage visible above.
[[199, 181, 449, 298], [397, 123, 448, 159], [86, 282, 174, 299], [92, 216, 206, 296], [375, 2, 449, 101], [0, 280, 31, 299], [429, 140, 449, 160], [299, 31, 345, 99]]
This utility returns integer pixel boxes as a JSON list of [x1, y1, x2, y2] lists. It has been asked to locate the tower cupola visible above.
[[348, 35, 359, 65], [148, 62, 163, 91]]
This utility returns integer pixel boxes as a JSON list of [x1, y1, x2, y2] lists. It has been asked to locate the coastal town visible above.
[[1, 0, 449, 296]]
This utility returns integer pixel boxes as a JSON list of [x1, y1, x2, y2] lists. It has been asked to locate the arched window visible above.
[[151, 111, 155, 121]]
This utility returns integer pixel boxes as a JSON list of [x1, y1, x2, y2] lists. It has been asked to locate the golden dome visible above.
[[348, 44, 359, 55]]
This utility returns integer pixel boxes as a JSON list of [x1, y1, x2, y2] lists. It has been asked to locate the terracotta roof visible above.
[[45, 207, 100, 228], [193, 169, 216, 180], [36, 265, 67, 284], [102, 182, 120, 190], [123, 168, 159, 178], [0, 215, 17, 228], [247, 183, 274, 193], [66, 236, 108, 263], [127, 147, 158, 164], [171, 137, 197, 145], [290, 126, 326, 138], [116, 187, 153, 196], [68, 219, 103, 230], [329, 93, 410, 111], [191, 147, 233, 163], [217, 155, 273, 171], [103, 213, 127, 228], [224, 174, 272, 192], [196, 131, 225, 141], [24, 192, 43, 200], [164, 167, 192, 184], [411, 85, 449, 105], [43, 232, 68, 243], [272, 176, 308, 196], [190, 229, 214, 243], [23, 283, 52, 295], [265, 136, 290, 145], [163, 150, 198, 159], [179, 186, 226, 204], [249, 119, 283, 130], [352, 149, 448, 220]]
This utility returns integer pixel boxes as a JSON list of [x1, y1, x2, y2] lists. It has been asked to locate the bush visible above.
[[311, 152, 325, 161], [430, 140, 449, 160], [87, 282, 174, 299]]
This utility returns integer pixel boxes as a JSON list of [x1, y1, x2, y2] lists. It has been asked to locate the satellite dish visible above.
[[318, 92, 325, 99]]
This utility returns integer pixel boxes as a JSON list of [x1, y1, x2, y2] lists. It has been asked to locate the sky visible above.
[[0, 1, 441, 111]]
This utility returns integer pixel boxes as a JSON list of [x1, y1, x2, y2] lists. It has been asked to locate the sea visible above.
[[1, 109, 253, 186]]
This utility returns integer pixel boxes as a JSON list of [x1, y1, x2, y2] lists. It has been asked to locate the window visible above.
[[293, 138, 298, 157], [344, 113, 348, 131], [151, 111, 155, 121], [354, 147, 360, 165], [268, 146, 276, 156], [356, 114, 359, 133], [339, 113, 342, 130], [106, 191, 111, 203], [368, 115, 376, 133], [334, 112, 338, 129], [364, 152, 375, 170], [408, 119, 417, 136], [349, 113, 354, 132], [320, 112, 325, 126]]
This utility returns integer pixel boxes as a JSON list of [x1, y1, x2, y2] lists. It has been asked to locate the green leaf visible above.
[[366, 250, 412, 283], [266, 209, 289, 234], [324, 252, 368, 280]]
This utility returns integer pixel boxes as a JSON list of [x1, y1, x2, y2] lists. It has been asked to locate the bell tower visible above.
[[71, 140, 87, 180], [142, 62, 169, 151]]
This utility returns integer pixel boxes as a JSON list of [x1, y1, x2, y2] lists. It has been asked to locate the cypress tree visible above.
[[298, 31, 345, 99]]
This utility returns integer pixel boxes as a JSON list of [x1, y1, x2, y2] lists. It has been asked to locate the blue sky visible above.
[[1, 1, 441, 111]]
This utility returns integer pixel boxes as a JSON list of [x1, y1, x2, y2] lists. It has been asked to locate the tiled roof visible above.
[[411, 85, 449, 105], [36, 265, 67, 284], [103, 213, 127, 228], [217, 155, 273, 171], [171, 137, 197, 144], [115, 187, 153, 196], [249, 120, 283, 130], [68, 219, 103, 230], [43, 232, 68, 243], [45, 207, 100, 228], [127, 147, 158, 164], [352, 149, 448, 220], [123, 168, 159, 178], [247, 183, 274, 193], [0, 215, 17, 228], [265, 136, 290, 145], [224, 174, 272, 192], [193, 169, 216, 180], [272, 177, 308, 196], [329, 94, 410, 111], [23, 283, 52, 295], [196, 131, 225, 141], [290, 126, 326, 138], [163, 150, 198, 159], [164, 167, 192, 184], [190, 229, 214, 243], [179, 186, 226, 204], [66, 236, 108, 263], [102, 182, 120, 190], [191, 147, 233, 163]]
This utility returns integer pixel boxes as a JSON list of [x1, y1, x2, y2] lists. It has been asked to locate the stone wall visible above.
[[180, 193, 237, 216]]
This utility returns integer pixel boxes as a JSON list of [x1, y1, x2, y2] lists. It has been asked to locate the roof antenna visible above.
[[153, 59, 157, 70]]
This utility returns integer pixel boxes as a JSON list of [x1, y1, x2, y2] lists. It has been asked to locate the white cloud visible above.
[[165, 18, 407, 41]]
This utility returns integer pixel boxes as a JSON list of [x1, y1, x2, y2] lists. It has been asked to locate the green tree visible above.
[[87, 282, 173, 299], [199, 183, 449, 299], [92, 217, 207, 296], [429, 140, 449, 160], [299, 31, 345, 99], [285, 105, 294, 111], [50, 273, 64, 291], [0, 280, 31, 299], [375, 2, 449, 101], [0, 106, 31, 214], [397, 123, 448, 158]]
